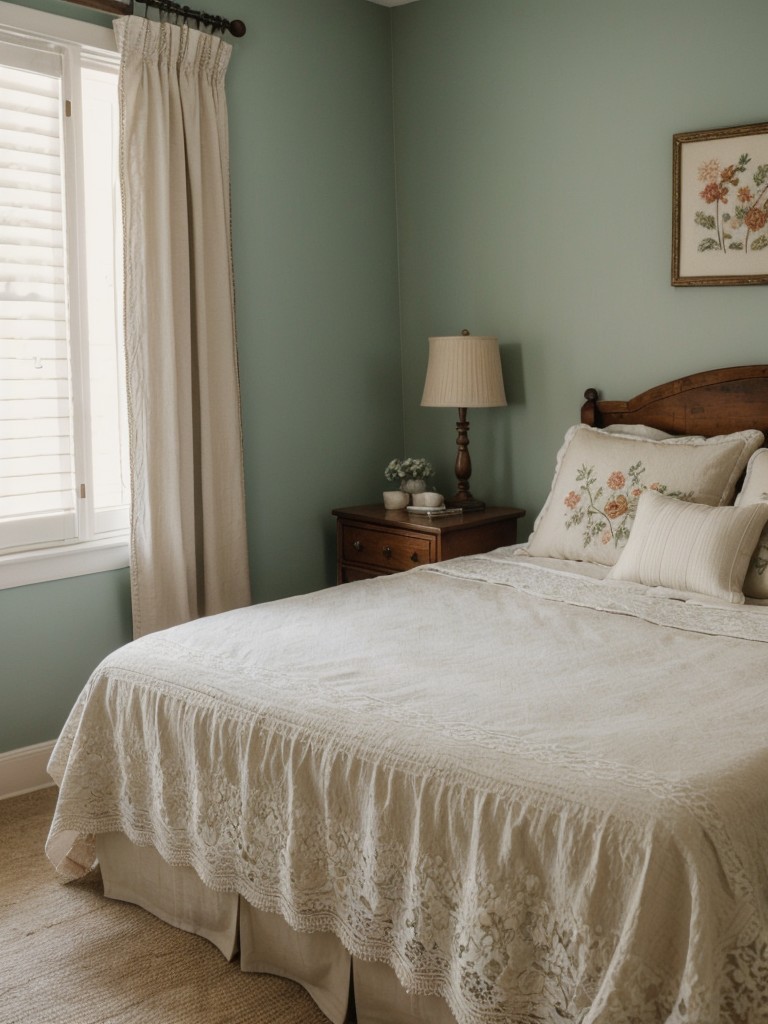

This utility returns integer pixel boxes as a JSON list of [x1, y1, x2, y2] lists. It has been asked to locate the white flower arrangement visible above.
[[384, 457, 434, 482]]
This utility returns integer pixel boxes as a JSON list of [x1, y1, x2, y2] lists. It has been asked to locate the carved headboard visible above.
[[581, 365, 768, 440]]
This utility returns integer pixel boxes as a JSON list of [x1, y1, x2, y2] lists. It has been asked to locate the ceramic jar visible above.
[[383, 490, 410, 510], [400, 478, 428, 495]]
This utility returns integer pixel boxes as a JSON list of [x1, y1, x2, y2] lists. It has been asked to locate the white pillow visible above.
[[606, 489, 768, 603], [734, 448, 768, 599], [602, 423, 705, 442], [526, 424, 764, 566]]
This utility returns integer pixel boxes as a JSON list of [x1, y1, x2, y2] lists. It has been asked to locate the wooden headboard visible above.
[[581, 366, 768, 440]]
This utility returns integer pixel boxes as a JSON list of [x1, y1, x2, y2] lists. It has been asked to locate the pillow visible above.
[[734, 448, 768, 599], [606, 489, 768, 603], [602, 423, 705, 442], [527, 424, 764, 566], [602, 423, 675, 440]]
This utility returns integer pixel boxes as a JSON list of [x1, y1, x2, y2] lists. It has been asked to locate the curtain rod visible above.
[[65, 1, 246, 38], [141, 0, 246, 37]]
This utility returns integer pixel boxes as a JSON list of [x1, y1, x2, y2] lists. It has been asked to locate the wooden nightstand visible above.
[[332, 505, 525, 584]]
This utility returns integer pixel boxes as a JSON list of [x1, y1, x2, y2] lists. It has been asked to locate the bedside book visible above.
[[406, 506, 463, 518]]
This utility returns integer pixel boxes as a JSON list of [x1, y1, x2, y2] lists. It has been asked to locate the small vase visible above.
[[400, 478, 428, 495]]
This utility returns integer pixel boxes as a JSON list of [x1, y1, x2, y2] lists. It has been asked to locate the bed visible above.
[[46, 365, 768, 1024]]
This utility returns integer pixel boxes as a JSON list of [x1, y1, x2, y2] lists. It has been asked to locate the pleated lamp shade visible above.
[[421, 335, 507, 409]]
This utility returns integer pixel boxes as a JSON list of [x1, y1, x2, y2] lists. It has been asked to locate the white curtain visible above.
[[115, 16, 251, 638]]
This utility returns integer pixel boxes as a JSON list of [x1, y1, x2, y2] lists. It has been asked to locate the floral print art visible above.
[[563, 461, 693, 550], [695, 154, 768, 255]]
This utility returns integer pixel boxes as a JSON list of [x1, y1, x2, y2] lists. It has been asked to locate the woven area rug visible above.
[[0, 788, 330, 1024]]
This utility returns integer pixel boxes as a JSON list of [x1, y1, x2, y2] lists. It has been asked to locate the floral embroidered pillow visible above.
[[734, 448, 768, 599], [526, 424, 764, 567]]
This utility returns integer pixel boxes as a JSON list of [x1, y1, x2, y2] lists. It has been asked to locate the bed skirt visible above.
[[95, 833, 456, 1024]]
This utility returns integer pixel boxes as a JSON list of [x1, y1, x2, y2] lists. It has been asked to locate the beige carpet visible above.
[[0, 788, 331, 1024]]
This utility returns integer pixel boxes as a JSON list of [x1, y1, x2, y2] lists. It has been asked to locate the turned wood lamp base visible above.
[[444, 407, 486, 511]]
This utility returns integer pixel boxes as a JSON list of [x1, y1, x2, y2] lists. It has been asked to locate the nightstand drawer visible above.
[[341, 524, 434, 573]]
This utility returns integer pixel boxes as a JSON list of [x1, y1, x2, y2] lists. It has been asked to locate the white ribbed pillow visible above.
[[606, 489, 768, 603]]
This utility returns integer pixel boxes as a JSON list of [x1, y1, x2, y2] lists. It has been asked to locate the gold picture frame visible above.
[[672, 121, 768, 286]]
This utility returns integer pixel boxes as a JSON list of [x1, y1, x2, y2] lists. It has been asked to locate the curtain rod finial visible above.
[[229, 19, 246, 37]]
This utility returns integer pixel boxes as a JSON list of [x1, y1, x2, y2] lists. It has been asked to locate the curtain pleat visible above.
[[115, 16, 251, 638]]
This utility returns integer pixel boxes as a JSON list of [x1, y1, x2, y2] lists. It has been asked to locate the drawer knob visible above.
[[410, 552, 419, 562], [382, 545, 392, 558], [353, 540, 363, 552]]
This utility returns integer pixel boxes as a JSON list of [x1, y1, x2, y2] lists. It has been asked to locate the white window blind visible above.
[[0, 42, 75, 551], [0, 13, 128, 583]]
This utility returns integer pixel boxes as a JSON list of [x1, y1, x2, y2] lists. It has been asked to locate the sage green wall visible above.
[[392, 0, 768, 536], [0, 571, 133, 753], [0, 0, 401, 754], [231, 0, 402, 602]]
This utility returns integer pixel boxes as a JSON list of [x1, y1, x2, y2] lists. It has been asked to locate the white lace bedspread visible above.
[[46, 550, 768, 1024]]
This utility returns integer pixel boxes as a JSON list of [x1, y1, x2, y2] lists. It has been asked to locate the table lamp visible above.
[[420, 330, 506, 511]]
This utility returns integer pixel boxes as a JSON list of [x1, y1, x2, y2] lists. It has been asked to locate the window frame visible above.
[[0, 1, 128, 591]]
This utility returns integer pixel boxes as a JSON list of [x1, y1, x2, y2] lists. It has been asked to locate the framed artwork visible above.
[[672, 121, 768, 286], [65, 0, 133, 14]]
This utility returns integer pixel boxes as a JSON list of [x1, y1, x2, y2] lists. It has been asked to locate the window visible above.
[[0, 3, 128, 589]]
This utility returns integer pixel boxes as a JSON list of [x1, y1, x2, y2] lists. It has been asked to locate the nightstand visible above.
[[332, 505, 525, 584]]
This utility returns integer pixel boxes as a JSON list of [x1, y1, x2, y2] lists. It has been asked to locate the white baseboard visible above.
[[0, 741, 56, 800]]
